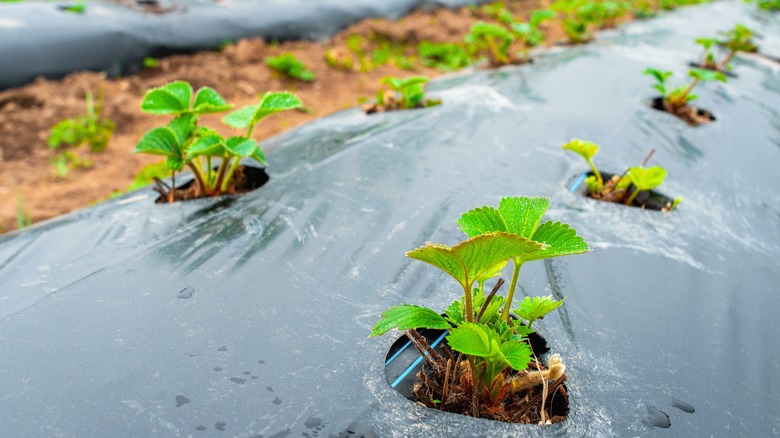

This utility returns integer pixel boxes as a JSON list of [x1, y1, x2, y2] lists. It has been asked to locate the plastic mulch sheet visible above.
[[1, 1, 779, 436], [0, 0, 491, 90]]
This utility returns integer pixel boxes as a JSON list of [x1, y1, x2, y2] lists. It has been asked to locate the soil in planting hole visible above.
[[384, 328, 568, 424], [570, 171, 676, 211], [651, 97, 715, 127], [154, 165, 269, 203]]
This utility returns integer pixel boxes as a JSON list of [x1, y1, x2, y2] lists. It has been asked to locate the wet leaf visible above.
[[369, 304, 449, 337]]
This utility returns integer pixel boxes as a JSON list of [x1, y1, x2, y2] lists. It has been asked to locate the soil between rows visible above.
[[0, 0, 634, 232]]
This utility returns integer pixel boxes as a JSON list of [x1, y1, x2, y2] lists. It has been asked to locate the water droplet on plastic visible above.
[[305, 417, 323, 428], [258, 359, 266, 364], [672, 397, 695, 413], [213, 367, 222, 372], [266, 386, 274, 392], [230, 377, 246, 384], [195, 425, 207, 431], [177, 287, 194, 299], [243, 371, 251, 375], [215, 422, 226, 431], [272, 397, 282, 405], [646, 404, 671, 428], [175, 395, 190, 407], [218, 346, 228, 352]]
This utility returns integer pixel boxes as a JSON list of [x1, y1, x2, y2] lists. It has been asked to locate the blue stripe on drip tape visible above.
[[390, 330, 449, 389], [569, 173, 586, 193]]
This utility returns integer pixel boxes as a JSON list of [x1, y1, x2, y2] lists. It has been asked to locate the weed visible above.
[[49, 90, 115, 153], [417, 41, 472, 71], [17, 194, 32, 230], [143, 57, 161, 69], [265, 53, 315, 82]]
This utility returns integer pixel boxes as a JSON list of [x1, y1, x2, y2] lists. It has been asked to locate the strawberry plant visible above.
[[365, 76, 441, 113], [465, 22, 516, 66], [551, 0, 596, 44], [563, 139, 682, 210], [696, 25, 757, 72], [644, 67, 726, 125], [134, 81, 301, 202], [265, 52, 315, 82], [371, 196, 588, 422], [748, 0, 780, 11], [511, 10, 556, 63]]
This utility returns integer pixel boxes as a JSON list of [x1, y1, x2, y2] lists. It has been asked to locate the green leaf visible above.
[[380, 76, 430, 92], [446, 322, 497, 357], [224, 137, 257, 157], [192, 87, 233, 114], [499, 338, 533, 371], [514, 295, 565, 326], [498, 196, 550, 239], [456, 206, 507, 238], [187, 135, 225, 160], [141, 81, 192, 115], [222, 92, 303, 129], [251, 146, 268, 166], [689, 67, 727, 83], [134, 127, 179, 156], [468, 22, 514, 42], [562, 138, 599, 162], [369, 304, 450, 337], [529, 221, 590, 260], [627, 165, 667, 191], [166, 154, 185, 171], [407, 233, 544, 292], [168, 113, 196, 146]]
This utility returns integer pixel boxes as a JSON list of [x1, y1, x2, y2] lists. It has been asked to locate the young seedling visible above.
[[551, 0, 595, 44], [511, 10, 556, 63], [465, 22, 516, 66], [365, 76, 441, 113], [717, 24, 759, 69], [631, 0, 658, 18], [371, 197, 588, 421], [563, 139, 680, 210], [644, 67, 726, 125], [265, 52, 315, 82], [134, 81, 301, 201], [562, 139, 603, 193], [515, 295, 565, 329], [695, 37, 720, 70], [624, 165, 666, 205], [479, 1, 514, 24], [748, 0, 780, 11]]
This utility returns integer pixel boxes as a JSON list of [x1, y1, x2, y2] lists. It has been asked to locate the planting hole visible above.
[[568, 171, 676, 211], [650, 97, 715, 127]]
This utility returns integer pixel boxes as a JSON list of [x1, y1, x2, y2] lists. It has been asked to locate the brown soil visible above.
[[0, 0, 645, 232], [651, 96, 715, 126], [405, 329, 569, 424]]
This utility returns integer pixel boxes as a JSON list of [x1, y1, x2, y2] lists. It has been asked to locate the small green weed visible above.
[[265, 53, 315, 82], [367, 76, 441, 113], [417, 41, 472, 71]]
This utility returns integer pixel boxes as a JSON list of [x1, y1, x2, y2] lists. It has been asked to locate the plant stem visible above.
[[464, 284, 474, 323], [486, 37, 504, 65], [476, 278, 505, 323], [625, 188, 641, 206], [214, 158, 231, 194], [717, 51, 736, 71], [501, 261, 522, 321], [220, 157, 243, 193], [674, 77, 700, 108], [587, 158, 604, 192], [187, 162, 208, 197]]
